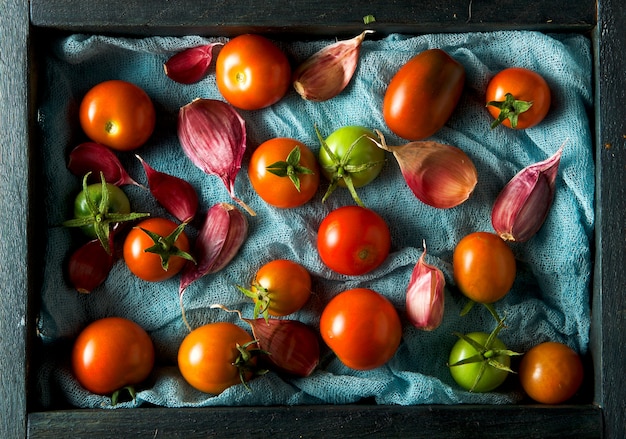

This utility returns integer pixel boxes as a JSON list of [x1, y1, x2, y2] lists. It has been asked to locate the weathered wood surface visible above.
[[3, 0, 626, 437]]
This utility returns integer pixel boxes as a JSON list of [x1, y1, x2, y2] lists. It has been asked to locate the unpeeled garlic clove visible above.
[[293, 30, 374, 102], [136, 155, 199, 223], [375, 131, 478, 209], [491, 144, 564, 242], [179, 202, 248, 296], [68, 142, 137, 186], [164, 43, 222, 84], [406, 241, 445, 331]]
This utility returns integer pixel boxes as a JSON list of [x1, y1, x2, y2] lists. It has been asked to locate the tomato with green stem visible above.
[[123, 218, 195, 282], [63, 172, 149, 254], [215, 34, 291, 110], [320, 288, 402, 370], [72, 317, 155, 404], [178, 321, 263, 394], [79, 80, 156, 151], [237, 259, 312, 320], [448, 320, 521, 392], [485, 67, 551, 129], [317, 205, 391, 276], [317, 125, 385, 206], [519, 341, 584, 404], [248, 138, 320, 208]]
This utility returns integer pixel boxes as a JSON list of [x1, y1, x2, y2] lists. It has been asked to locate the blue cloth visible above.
[[36, 30, 593, 408]]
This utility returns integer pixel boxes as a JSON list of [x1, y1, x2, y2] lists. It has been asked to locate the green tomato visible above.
[[73, 182, 131, 238], [448, 331, 512, 393], [317, 125, 385, 206]]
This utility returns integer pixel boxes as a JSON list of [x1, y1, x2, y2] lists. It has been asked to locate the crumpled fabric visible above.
[[35, 30, 593, 408]]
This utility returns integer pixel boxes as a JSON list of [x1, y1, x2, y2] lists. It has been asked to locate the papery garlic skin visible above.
[[293, 30, 373, 102], [406, 243, 445, 331], [491, 145, 563, 242], [377, 136, 478, 209], [68, 142, 137, 186]]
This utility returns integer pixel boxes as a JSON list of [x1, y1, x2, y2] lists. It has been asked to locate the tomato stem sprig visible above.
[[265, 145, 315, 192], [315, 126, 384, 207], [448, 318, 522, 392], [486, 92, 533, 129], [62, 172, 150, 254], [138, 221, 196, 271], [237, 284, 272, 322]]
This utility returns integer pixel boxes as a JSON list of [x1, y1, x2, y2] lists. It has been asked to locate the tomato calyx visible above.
[[486, 92, 533, 129], [265, 145, 316, 193], [138, 221, 196, 271], [111, 385, 136, 406], [315, 126, 383, 207], [63, 172, 150, 254], [236, 283, 273, 321], [448, 319, 522, 392], [233, 340, 269, 391]]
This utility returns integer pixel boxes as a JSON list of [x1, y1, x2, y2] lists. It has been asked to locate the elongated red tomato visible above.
[[320, 288, 402, 370], [383, 49, 465, 140]]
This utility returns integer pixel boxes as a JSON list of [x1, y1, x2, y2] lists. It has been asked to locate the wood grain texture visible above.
[[2, 0, 625, 437]]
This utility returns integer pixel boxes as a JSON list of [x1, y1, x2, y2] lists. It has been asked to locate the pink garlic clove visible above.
[[491, 144, 564, 242], [293, 30, 374, 102], [68, 238, 115, 294], [136, 155, 199, 223], [164, 43, 222, 84], [68, 142, 138, 186], [406, 241, 445, 331]]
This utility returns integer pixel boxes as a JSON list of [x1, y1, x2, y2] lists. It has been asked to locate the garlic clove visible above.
[[67, 238, 115, 294], [68, 142, 138, 186], [179, 202, 248, 296], [293, 30, 374, 102], [491, 144, 564, 242], [375, 132, 477, 209], [406, 241, 445, 331], [164, 43, 222, 84], [178, 98, 255, 216], [136, 155, 199, 223]]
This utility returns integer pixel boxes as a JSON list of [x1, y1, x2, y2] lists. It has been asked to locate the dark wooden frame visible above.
[[2, 0, 624, 437]]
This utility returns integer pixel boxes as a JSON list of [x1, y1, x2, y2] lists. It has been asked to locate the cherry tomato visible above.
[[383, 48, 465, 140], [123, 218, 192, 282], [317, 126, 385, 205], [178, 322, 258, 394], [519, 341, 584, 404], [248, 137, 320, 208], [72, 317, 155, 397], [317, 205, 391, 276], [79, 80, 156, 151], [485, 67, 551, 129], [215, 34, 291, 110], [320, 288, 402, 370], [240, 259, 312, 319], [73, 179, 131, 238], [448, 331, 511, 392], [452, 231, 516, 304]]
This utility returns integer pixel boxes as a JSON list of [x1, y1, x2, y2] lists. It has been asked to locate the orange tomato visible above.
[[452, 231, 516, 303], [519, 341, 584, 404], [248, 138, 320, 208], [215, 34, 291, 110], [79, 80, 156, 151]]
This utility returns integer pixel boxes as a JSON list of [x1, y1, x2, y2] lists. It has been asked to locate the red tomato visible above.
[[452, 231, 516, 304], [383, 48, 465, 140], [241, 259, 312, 319], [215, 34, 291, 110], [485, 67, 551, 129], [519, 341, 584, 404], [178, 322, 257, 394], [317, 205, 391, 276], [248, 137, 320, 208], [123, 218, 192, 282], [72, 317, 154, 396], [79, 80, 156, 151], [320, 288, 402, 370]]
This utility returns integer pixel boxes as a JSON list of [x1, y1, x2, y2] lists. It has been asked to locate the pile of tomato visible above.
[[60, 33, 585, 407]]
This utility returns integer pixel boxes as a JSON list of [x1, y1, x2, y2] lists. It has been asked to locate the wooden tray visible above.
[[1, 0, 624, 437]]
